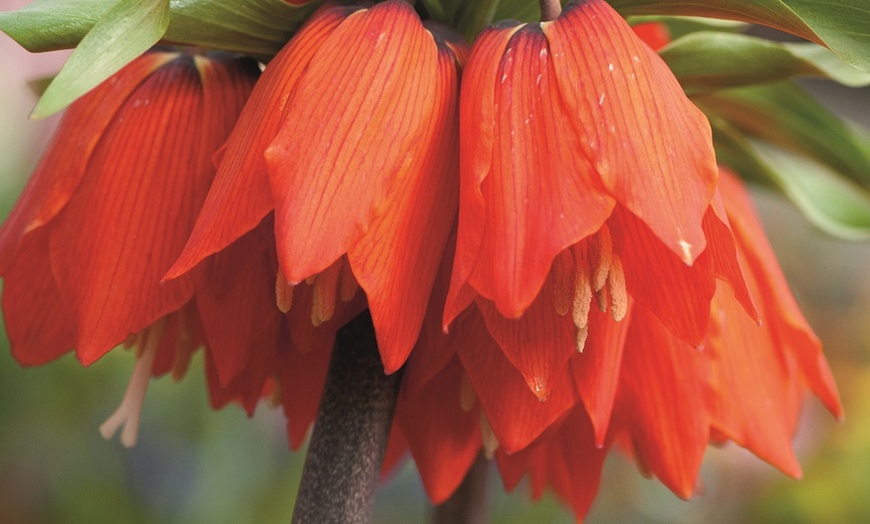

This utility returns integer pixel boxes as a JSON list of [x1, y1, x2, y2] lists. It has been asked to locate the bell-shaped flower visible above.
[[405, 170, 841, 520], [0, 51, 293, 446], [167, 0, 467, 373], [445, 0, 758, 413]]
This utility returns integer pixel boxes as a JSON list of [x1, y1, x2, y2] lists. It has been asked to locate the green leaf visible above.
[[162, 0, 318, 58], [32, 0, 170, 119], [608, 0, 870, 72], [0, 0, 114, 52], [0, 0, 318, 58], [711, 117, 870, 240], [660, 32, 870, 93], [697, 83, 870, 186]]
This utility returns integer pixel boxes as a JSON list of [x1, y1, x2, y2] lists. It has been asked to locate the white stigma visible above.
[[99, 322, 164, 447], [679, 240, 693, 263]]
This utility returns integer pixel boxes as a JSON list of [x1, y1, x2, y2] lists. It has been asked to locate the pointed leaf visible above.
[[698, 82, 870, 186], [31, 0, 170, 118], [0, 0, 317, 57], [712, 119, 870, 240], [660, 32, 870, 93], [609, 0, 870, 72], [162, 0, 318, 58], [0, 0, 112, 51]]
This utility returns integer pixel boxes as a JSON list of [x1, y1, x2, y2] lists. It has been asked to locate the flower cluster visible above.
[[0, 0, 842, 519]]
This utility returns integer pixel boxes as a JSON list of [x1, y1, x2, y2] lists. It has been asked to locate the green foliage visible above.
[[30, 0, 170, 119], [0, 0, 317, 116], [661, 32, 870, 93], [609, 0, 870, 72], [711, 117, 870, 241], [699, 83, 870, 186]]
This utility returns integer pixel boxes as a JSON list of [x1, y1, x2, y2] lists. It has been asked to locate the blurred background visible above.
[[1, 13, 869, 524]]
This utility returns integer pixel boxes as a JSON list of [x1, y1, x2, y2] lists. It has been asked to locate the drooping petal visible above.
[[266, 0, 439, 283], [612, 208, 714, 346], [718, 170, 842, 418], [445, 22, 518, 326], [2, 230, 75, 365], [348, 28, 464, 373], [699, 189, 759, 322], [496, 407, 608, 520], [458, 309, 577, 453], [395, 357, 482, 503], [0, 52, 175, 274], [571, 301, 633, 446], [195, 221, 281, 387], [612, 305, 709, 499], [544, 0, 717, 264], [49, 56, 255, 364], [277, 336, 333, 450], [704, 281, 802, 476], [166, 4, 355, 280], [475, 275, 576, 400], [450, 22, 615, 319]]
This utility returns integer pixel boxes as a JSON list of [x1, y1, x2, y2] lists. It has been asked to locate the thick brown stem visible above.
[[431, 454, 490, 524], [291, 312, 401, 524], [540, 0, 562, 21]]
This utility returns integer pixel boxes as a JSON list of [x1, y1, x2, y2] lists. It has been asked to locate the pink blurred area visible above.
[[0, 0, 70, 192]]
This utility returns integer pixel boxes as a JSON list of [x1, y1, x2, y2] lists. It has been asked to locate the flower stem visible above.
[[431, 454, 490, 524], [540, 0, 562, 21], [291, 312, 401, 524]]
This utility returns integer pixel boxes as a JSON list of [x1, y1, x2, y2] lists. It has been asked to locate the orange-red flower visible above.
[[0, 52, 325, 446], [445, 0, 756, 412], [167, 1, 466, 373], [389, 171, 841, 519]]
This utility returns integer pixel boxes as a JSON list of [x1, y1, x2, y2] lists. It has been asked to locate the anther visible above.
[[276, 270, 294, 313]]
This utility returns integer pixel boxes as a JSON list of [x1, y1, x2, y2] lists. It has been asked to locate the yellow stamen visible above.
[[459, 372, 477, 412], [590, 226, 613, 292], [575, 325, 589, 353], [480, 414, 500, 459], [595, 287, 609, 313], [100, 320, 165, 447], [571, 261, 593, 330], [608, 255, 628, 322], [311, 261, 341, 326], [276, 270, 295, 314], [552, 250, 574, 316]]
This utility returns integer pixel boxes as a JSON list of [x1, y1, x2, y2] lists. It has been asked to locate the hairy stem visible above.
[[292, 312, 401, 524]]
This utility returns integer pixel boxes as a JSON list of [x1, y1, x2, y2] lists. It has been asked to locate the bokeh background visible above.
[[1, 11, 869, 524]]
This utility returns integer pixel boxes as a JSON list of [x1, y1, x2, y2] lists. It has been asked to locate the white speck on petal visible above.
[[679, 240, 693, 262]]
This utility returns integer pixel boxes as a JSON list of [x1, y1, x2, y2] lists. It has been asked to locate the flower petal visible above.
[[612, 306, 709, 498], [451, 23, 616, 319], [2, 230, 75, 365], [395, 357, 482, 503], [496, 407, 607, 520], [0, 52, 175, 274], [571, 301, 632, 445], [166, 5, 354, 280], [476, 275, 576, 400], [266, 1, 439, 283], [458, 309, 577, 453], [544, 0, 717, 264], [49, 57, 251, 364], [719, 171, 842, 418], [704, 282, 802, 476], [613, 208, 714, 346], [348, 31, 464, 373], [195, 222, 282, 386]]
